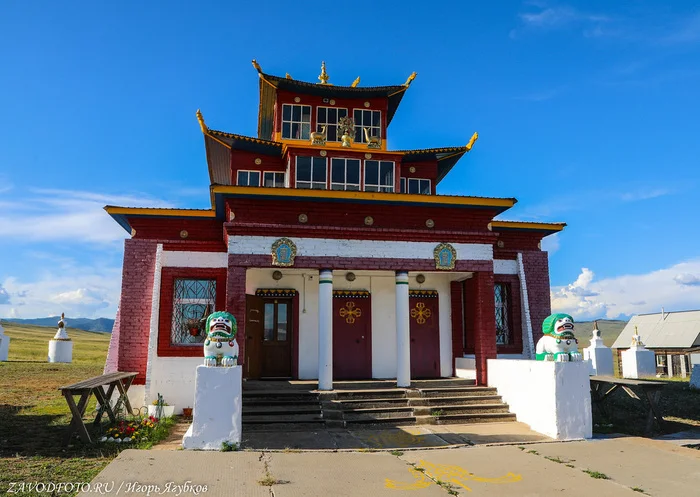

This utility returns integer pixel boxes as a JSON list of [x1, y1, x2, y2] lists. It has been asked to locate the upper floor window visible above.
[[263, 172, 285, 188], [237, 170, 260, 187], [296, 156, 327, 189], [282, 104, 311, 140], [494, 283, 511, 346], [364, 160, 394, 192], [316, 107, 348, 142], [401, 177, 431, 195], [354, 109, 381, 144], [330, 158, 361, 191]]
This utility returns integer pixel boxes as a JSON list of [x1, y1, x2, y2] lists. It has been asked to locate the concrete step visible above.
[[331, 389, 407, 400], [328, 398, 410, 409], [417, 387, 499, 398], [244, 421, 326, 432], [410, 378, 476, 388], [243, 398, 322, 408], [340, 406, 414, 418], [413, 404, 511, 416], [242, 413, 324, 424], [242, 390, 319, 399], [410, 395, 503, 406], [425, 412, 517, 425], [243, 405, 322, 415], [344, 416, 418, 427]]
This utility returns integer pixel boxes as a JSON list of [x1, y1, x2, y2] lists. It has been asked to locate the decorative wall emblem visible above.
[[298, 213, 308, 223], [271, 238, 297, 267], [294, 96, 301, 103], [411, 302, 432, 324], [434, 243, 457, 270], [180, 230, 189, 239], [339, 301, 362, 324], [320, 150, 327, 157], [365, 153, 372, 159], [409, 166, 416, 173], [425, 219, 435, 228], [364, 101, 370, 108], [329, 99, 336, 105], [364, 216, 374, 226], [497, 240, 505, 248]]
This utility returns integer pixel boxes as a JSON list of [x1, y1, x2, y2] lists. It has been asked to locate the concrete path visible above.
[[80, 437, 700, 497]]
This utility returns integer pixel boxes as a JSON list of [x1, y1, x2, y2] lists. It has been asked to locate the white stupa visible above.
[[0, 322, 10, 361], [621, 326, 655, 379], [48, 313, 73, 363], [583, 321, 614, 376]]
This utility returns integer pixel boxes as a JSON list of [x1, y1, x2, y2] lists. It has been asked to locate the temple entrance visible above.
[[245, 294, 293, 378], [409, 291, 440, 378], [333, 291, 372, 379]]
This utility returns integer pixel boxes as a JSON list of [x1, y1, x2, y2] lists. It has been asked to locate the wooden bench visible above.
[[590, 375, 666, 436], [58, 371, 138, 445]]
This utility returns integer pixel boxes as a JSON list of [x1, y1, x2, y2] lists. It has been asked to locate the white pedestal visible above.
[[0, 334, 9, 361], [48, 340, 73, 363], [621, 346, 656, 379], [584, 343, 614, 376], [690, 365, 700, 390], [182, 365, 242, 450]]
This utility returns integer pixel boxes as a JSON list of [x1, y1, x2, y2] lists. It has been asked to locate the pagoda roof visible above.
[[255, 61, 415, 140], [398, 145, 471, 183]]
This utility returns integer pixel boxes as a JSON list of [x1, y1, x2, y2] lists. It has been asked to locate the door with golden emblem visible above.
[[409, 290, 440, 378], [333, 291, 372, 379]]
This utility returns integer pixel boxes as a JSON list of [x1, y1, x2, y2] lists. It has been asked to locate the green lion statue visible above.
[[535, 313, 582, 362], [203, 311, 238, 367]]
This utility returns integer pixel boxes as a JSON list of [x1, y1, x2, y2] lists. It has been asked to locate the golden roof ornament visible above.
[[196, 109, 207, 133], [351, 76, 361, 88], [251, 59, 262, 73], [318, 61, 330, 85], [466, 132, 478, 151], [404, 71, 417, 87], [285, 73, 293, 79]]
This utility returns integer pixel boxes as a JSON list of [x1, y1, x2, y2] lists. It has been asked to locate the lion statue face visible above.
[[205, 311, 236, 340], [542, 313, 576, 339]]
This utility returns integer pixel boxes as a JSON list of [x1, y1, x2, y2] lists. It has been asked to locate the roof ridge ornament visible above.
[[196, 109, 208, 133], [466, 132, 478, 151], [351, 76, 360, 87], [404, 72, 417, 87], [285, 73, 293, 79], [318, 61, 331, 85], [251, 59, 262, 74]]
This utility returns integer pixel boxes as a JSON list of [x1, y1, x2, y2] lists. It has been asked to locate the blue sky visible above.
[[1, 1, 699, 321]]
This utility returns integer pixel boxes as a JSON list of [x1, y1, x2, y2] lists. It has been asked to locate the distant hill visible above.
[[575, 320, 627, 348], [1, 317, 114, 333]]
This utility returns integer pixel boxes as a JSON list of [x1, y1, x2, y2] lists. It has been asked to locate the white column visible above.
[[318, 269, 334, 391], [396, 271, 411, 387], [667, 353, 674, 377]]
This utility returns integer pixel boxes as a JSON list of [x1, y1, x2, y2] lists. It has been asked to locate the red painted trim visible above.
[[157, 267, 228, 357], [292, 292, 300, 379], [162, 242, 227, 252], [450, 280, 464, 374]]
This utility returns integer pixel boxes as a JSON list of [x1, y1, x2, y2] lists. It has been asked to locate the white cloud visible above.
[[552, 259, 700, 320], [620, 188, 671, 201], [0, 189, 173, 244], [512, 4, 610, 38], [0, 284, 10, 305]]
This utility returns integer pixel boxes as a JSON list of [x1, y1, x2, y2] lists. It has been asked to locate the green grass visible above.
[[544, 455, 566, 464], [631, 487, 646, 494], [0, 323, 174, 496], [575, 320, 627, 348], [583, 469, 610, 480], [390, 450, 404, 456]]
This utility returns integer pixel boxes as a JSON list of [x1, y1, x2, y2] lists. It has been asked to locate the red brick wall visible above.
[[521, 250, 552, 346], [225, 263, 247, 372], [450, 281, 464, 374], [116, 239, 158, 385], [472, 271, 497, 385]]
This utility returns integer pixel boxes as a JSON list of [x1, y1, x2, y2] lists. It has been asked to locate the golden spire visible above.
[[251, 59, 262, 73], [196, 109, 208, 133], [466, 132, 478, 151], [318, 61, 330, 85], [404, 71, 417, 87], [351, 76, 361, 87], [285, 73, 293, 79]]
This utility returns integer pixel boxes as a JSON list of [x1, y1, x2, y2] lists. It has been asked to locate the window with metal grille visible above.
[[494, 283, 511, 345], [282, 104, 311, 140], [316, 106, 348, 142], [353, 109, 381, 143], [171, 279, 216, 345]]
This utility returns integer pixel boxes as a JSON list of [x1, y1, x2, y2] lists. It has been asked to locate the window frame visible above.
[[158, 267, 227, 357], [493, 275, 523, 354], [237, 170, 261, 187], [353, 108, 382, 144], [330, 157, 361, 191], [295, 156, 328, 189], [408, 178, 431, 195], [364, 160, 395, 192], [263, 171, 285, 188], [316, 106, 348, 143], [281, 103, 312, 140]]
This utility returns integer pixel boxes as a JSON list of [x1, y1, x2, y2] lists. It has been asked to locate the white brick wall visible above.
[[228, 236, 493, 261], [494, 259, 518, 274], [161, 251, 228, 268]]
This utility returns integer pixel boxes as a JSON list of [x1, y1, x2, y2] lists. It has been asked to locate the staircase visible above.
[[242, 379, 515, 431]]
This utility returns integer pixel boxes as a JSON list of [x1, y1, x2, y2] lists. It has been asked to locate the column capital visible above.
[[319, 269, 333, 284], [395, 271, 409, 284]]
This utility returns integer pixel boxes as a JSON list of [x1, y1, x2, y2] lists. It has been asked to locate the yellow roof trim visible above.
[[211, 185, 516, 209], [491, 221, 566, 231], [105, 206, 216, 218]]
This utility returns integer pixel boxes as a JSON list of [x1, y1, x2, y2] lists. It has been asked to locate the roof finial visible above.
[[196, 109, 208, 133], [251, 59, 262, 74], [58, 312, 65, 329], [466, 132, 479, 151], [351, 76, 360, 88], [318, 61, 330, 85], [285, 73, 293, 80], [404, 71, 417, 87]]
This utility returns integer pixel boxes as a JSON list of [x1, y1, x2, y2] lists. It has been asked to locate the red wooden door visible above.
[[245, 295, 265, 379], [333, 292, 372, 379], [409, 292, 440, 378]]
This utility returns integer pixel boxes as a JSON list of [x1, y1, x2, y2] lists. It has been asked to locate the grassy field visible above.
[[0, 323, 122, 494], [575, 320, 627, 347]]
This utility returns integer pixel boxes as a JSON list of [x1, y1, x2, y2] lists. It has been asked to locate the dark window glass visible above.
[[264, 303, 274, 341], [277, 303, 288, 341], [282, 105, 291, 121], [365, 160, 378, 184], [347, 159, 360, 184], [331, 159, 345, 183], [296, 157, 311, 181], [249, 171, 260, 186], [292, 106, 301, 121], [312, 159, 326, 182], [317, 107, 326, 122]]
